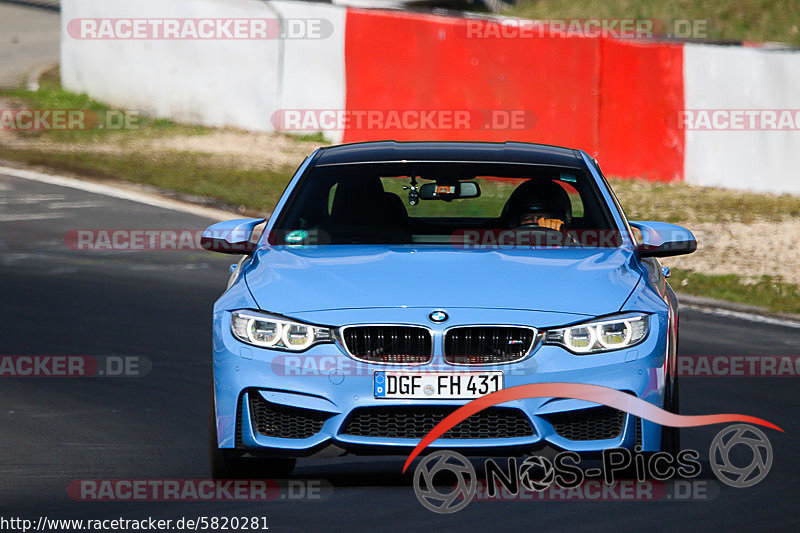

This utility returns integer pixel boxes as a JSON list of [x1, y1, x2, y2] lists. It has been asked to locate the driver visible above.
[[503, 179, 572, 231]]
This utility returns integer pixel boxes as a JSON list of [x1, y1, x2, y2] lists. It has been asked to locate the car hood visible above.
[[244, 245, 642, 317]]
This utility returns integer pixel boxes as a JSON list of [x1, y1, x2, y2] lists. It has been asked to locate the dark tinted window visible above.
[[273, 162, 617, 246]]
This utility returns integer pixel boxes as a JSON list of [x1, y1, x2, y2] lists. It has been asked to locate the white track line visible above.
[[684, 304, 800, 329], [0, 165, 236, 221]]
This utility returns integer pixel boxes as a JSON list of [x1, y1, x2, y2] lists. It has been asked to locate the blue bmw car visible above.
[[203, 141, 696, 477]]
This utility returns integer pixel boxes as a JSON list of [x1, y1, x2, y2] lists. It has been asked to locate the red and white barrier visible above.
[[272, 0, 347, 143], [61, 0, 283, 131], [60, 1, 800, 194], [343, 11, 687, 182], [683, 44, 800, 194]]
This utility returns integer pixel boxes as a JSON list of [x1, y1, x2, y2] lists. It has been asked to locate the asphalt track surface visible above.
[[1, 171, 800, 532]]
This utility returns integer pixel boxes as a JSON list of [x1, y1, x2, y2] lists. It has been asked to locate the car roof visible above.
[[314, 141, 584, 168]]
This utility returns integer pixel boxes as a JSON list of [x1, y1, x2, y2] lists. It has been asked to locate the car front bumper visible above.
[[212, 307, 670, 455]]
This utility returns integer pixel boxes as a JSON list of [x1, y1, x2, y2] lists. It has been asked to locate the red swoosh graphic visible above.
[[402, 383, 783, 473]]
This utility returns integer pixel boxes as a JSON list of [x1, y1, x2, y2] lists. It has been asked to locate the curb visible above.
[[26, 62, 58, 91], [0, 158, 270, 219], [0, 162, 245, 222]]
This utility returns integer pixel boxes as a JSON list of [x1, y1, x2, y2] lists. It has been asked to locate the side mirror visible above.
[[419, 181, 481, 200], [630, 221, 697, 258], [201, 218, 266, 255]]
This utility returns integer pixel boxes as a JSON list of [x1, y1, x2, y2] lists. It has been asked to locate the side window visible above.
[[327, 182, 338, 215], [590, 159, 635, 243]]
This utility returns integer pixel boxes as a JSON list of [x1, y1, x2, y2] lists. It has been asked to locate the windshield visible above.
[[272, 162, 619, 247]]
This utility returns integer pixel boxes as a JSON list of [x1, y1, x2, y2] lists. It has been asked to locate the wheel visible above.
[[660, 376, 680, 455], [660, 312, 681, 455], [209, 390, 296, 479]]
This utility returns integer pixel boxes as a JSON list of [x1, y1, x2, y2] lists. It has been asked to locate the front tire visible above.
[[660, 376, 680, 455]]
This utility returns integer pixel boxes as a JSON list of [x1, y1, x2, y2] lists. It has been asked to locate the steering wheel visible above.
[[512, 223, 563, 232], [510, 223, 581, 246]]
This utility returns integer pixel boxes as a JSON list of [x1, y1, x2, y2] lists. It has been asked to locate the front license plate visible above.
[[374, 371, 503, 399]]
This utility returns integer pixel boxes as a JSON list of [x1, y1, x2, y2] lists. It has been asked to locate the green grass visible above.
[[0, 69, 291, 213], [0, 68, 211, 142], [506, 0, 800, 46], [0, 147, 293, 214], [609, 178, 800, 223], [283, 131, 331, 144], [670, 268, 800, 314]]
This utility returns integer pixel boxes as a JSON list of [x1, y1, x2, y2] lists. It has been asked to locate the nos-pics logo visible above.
[[413, 423, 773, 514]]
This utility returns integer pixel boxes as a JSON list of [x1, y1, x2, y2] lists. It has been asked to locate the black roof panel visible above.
[[314, 141, 583, 167]]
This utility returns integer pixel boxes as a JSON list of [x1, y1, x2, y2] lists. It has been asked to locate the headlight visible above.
[[543, 314, 649, 354], [230, 310, 333, 351]]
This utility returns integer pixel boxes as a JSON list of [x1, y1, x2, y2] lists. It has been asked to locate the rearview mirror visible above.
[[418, 181, 481, 200], [201, 218, 266, 255], [630, 221, 697, 258]]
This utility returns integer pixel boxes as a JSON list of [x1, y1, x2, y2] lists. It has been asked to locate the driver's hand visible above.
[[537, 218, 564, 231]]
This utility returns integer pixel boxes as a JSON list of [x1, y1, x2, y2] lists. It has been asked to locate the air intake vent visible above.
[[247, 391, 331, 440], [341, 406, 534, 439], [546, 406, 626, 441]]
